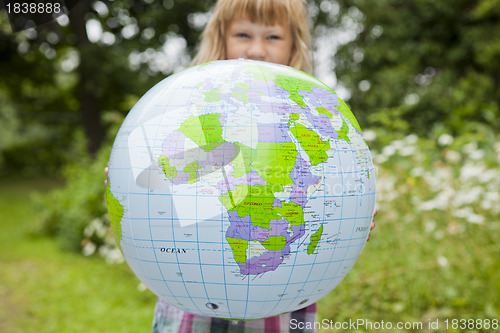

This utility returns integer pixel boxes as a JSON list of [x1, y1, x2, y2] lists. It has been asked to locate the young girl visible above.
[[191, 0, 312, 73], [105, 0, 375, 331], [152, 1, 318, 332]]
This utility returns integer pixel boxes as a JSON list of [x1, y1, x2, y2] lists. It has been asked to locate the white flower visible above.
[[477, 169, 497, 184], [410, 167, 424, 177], [453, 186, 483, 207], [84, 218, 107, 238], [404, 93, 419, 105], [82, 241, 96, 256], [374, 154, 388, 164], [437, 134, 454, 146], [423, 168, 453, 191], [460, 162, 485, 181], [453, 207, 470, 218], [445, 150, 461, 163], [382, 145, 397, 157], [137, 282, 147, 292], [100, 246, 125, 264], [392, 139, 405, 150], [399, 145, 417, 156], [404, 134, 418, 145], [437, 256, 449, 268], [453, 207, 484, 224], [425, 220, 436, 232], [467, 213, 484, 224], [462, 141, 478, 154], [363, 129, 376, 141], [481, 191, 500, 211], [469, 149, 485, 160], [418, 186, 455, 211], [84, 219, 99, 238]]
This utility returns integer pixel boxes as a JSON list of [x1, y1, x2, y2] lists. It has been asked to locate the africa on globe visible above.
[[106, 59, 376, 320]]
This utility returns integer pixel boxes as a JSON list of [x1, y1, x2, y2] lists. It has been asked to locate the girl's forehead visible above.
[[223, 0, 291, 27], [227, 15, 290, 29]]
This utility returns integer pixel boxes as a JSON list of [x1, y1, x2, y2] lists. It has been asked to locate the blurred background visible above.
[[0, 0, 498, 332]]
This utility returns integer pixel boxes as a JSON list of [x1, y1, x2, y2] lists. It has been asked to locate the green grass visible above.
[[316, 211, 500, 332], [0, 179, 157, 333]]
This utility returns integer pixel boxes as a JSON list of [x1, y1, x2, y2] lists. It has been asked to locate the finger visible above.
[[370, 220, 375, 231], [373, 208, 378, 217]]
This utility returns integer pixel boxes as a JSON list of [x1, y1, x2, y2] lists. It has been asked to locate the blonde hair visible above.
[[191, 0, 312, 74]]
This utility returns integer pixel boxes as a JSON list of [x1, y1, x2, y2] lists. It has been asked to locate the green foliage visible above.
[[0, 92, 74, 177], [35, 141, 112, 252], [34, 109, 126, 255], [333, 0, 500, 136]]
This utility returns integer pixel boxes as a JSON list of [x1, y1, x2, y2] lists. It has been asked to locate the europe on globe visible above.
[[106, 59, 376, 320]]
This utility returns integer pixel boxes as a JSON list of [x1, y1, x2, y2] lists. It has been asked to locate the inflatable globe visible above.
[[106, 59, 376, 320]]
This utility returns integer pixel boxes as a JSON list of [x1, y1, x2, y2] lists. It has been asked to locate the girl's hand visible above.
[[367, 209, 377, 241]]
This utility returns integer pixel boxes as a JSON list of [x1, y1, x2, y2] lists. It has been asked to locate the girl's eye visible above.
[[236, 33, 250, 38], [267, 35, 281, 40]]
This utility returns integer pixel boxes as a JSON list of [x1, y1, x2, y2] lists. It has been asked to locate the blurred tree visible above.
[[0, 0, 215, 173], [0, 15, 77, 175], [333, 0, 500, 135]]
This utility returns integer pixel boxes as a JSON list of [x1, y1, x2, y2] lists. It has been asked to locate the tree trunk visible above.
[[68, 0, 103, 155]]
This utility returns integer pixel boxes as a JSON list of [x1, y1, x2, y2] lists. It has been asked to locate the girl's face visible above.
[[225, 18, 293, 66]]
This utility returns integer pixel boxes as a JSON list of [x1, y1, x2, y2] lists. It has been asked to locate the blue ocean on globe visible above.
[[107, 59, 376, 319]]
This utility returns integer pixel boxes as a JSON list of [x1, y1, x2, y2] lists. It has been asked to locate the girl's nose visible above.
[[247, 39, 266, 60]]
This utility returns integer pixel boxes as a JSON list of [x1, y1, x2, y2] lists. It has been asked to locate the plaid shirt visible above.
[[153, 298, 317, 333]]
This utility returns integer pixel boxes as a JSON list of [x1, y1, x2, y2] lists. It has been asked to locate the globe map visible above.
[[106, 59, 376, 320]]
